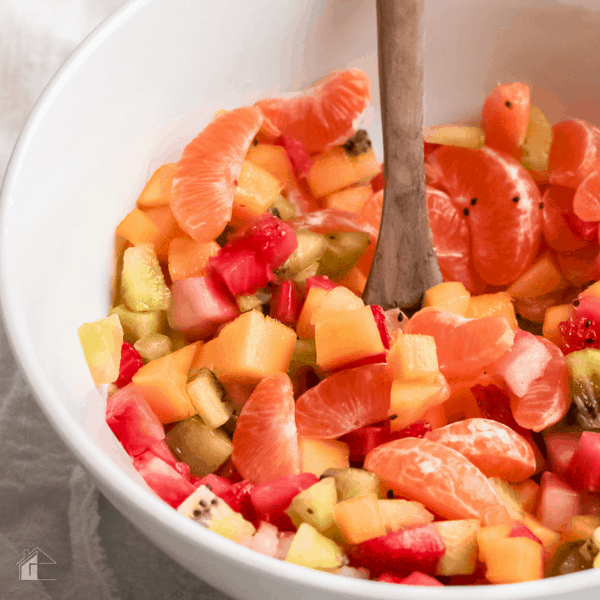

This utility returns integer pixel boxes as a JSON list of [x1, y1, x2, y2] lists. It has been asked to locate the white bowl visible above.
[[2, 0, 600, 598]]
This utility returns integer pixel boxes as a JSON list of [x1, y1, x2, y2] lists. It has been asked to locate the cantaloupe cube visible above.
[[78, 313, 124, 385], [323, 185, 372, 213], [334, 493, 386, 544], [142, 204, 185, 260], [434, 519, 480, 576], [337, 266, 367, 296], [168, 238, 220, 282], [507, 254, 569, 300], [389, 376, 450, 431], [443, 388, 483, 423], [296, 286, 330, 340], [136, 163, 176, 208], [542, 303, 574, 346], [310, 286, 364, 324], [209, 310, 297, 384], [190, 337, 222, 374], [245, 143, 293, 187], [299, 436, 350, 476], [386, 334, 439, 382], [306, 147, 381, 198], [378, 499, 434, 531], [477, 525, 512, 562], [423, 282, 470, 317], [116, 207, 160, 245], [132, 341, 202, 423], [315, 305, 385, 372], [422, 403, 448, 429], [231, 161, 284, 227], [467, 292, 519, 331], [483, 537, 543, 583]]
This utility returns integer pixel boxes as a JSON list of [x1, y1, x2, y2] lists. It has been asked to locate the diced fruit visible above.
[[423, 125, 484, 149], [285, 523, 348, 571], [121, 244, 171, 312], [278, 137, 314, 177], [114, 341, 144, 388], [522, 105, 553, 174], [561, 515, 600, 543], [509, 521, 542, 545], [241, 521, 281, 558], [443, 388, 483, 423], [109, 304, 165, 345], [543, 303, 575, 346], [136, 163, 176, 207], [165, 416, 233, 477], [230, 160, 284, 227], [278, 230, 328, 279], [348, 524, 446, 577], [378, 500, 434, 531], [506, 254, 568, 299], [513, 479, 540, 513], [270, 280, 302, 328], [564, 432, 600, 493], [306, 275, 339, 293], [318, 232, 371, 280], [177, 484, 256, 542], [537, 472, 582, 531], [466, 291, 519, 330], [564, 349, 600, 429], [236, 294, 264, 313], [296, 286, 329, 340], [134, 333, 172, 361], [549, 539, 599, 577], [167, 238, 220, 282], [321, 467, 382, 502], [140, 204, 184, 260], [494, 330, 553, 397], [286, 477, 338, 533], [334, 492, 386, 544], [185, 368, 230, 430], [386, 334, 439, 382], [481, 534, 543, 583], [299, 436, 350, 476], [311, 286, 364, 324], [423, 282, 470, 316], [315, 305, 386, 373], [544, 431, 582, 474], [434, 519, 480, 576], [249, 473, 319, 519], [78, 313, 124, 385], [209, 247, 275, 297], [116, 207, 159, 245], [131, 341, 200, 423], [323, 186, 372, 213], [245, 143, 293, 187]]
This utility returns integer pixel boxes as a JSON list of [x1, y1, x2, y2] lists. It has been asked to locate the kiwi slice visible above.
[[318, 232, 370, 280], [565, 349, 600, 430], [278, 230, 327, 278]]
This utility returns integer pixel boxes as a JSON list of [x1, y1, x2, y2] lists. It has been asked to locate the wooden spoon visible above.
[[362, 0, 442, 315]]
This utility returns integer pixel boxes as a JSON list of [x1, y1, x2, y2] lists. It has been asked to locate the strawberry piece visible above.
[[509, 521, 542, 545], [219, 480, 258, 523], [209, 247, 275, 296], [270, 279, 302, 327], [277, 137, 314, 177], [196, 473, 235, 497], [249, 473, 319, 518], [349, 524, 446, 577], [558, 296, 600, 354], [306, 275, 337, 293], [389, 420, 433, 440], [563, 212, 599, 241], [114, 342, 144, 388], [399, 572, 444, 587], [329, 353, 387, 374], [564, 431, 600, 492], [377, 573, 404, 584], [471, 384, 521, 429], [370, 305, 391, 350], [370, 170, 384, 192]]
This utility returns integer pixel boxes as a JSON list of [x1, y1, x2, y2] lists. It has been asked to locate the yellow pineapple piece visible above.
[[299, 436, 350, 476], [334, 493, 386, 544], [78, 313, 123, 385], [386, 334, 439, 382], [378, 499, 434, 530]]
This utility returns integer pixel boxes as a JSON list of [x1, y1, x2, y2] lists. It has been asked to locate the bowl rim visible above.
[[1, 0, 600, 598]]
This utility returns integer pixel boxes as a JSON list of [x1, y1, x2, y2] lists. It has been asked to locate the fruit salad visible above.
[[78, 69, 600, 586]]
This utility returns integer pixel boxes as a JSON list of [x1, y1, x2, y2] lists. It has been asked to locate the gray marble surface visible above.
[[0, 1, 230, 598]]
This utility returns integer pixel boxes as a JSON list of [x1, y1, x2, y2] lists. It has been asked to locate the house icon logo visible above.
[[17, 548, 56, 581]]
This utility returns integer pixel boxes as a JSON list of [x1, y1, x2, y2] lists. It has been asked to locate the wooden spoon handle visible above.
[[362, 0, 442, 313]]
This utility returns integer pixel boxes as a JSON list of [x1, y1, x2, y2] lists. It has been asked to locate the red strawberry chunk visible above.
[[277, 137, 314, 177], [219, 480, 257, 523], [249, 473, 319, 518], [306, 275, 337, 293], [509, 521, 542, 545], [329, 353, 387, 374], [370, 170, 384, 193], [564, 431, 600, 492], [349, 524, 446, 577], [209, 247, 275, 296], [196, 473, 235, 497], [398, 572, 444, 587], [389, 420, 433, 440], [114, 342, 144, 388], [370, 305, 391, 350], [270, 279, 302, 327]]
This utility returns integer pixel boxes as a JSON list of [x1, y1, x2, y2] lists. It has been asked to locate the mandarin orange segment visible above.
[[171, 106, 263, 243], [425, 418, 536, 482], [364, 437, 511, 526], [231, 373, 300, 483], [357, 189, 383, 232], [256, 68, 371, 154], [573, 168, 600, 221]]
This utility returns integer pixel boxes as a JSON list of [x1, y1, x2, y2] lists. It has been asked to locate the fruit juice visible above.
[[78, 70, 600, 586]]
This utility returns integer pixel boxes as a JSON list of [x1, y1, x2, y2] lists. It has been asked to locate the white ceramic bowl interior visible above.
[[2, 0, 600, 598]]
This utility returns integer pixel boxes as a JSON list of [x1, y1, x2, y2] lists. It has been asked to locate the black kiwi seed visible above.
[[470, 197, 477, 206], [505, 100, 512, 108], [463, 207, 470, 216], [512, 196, 520, 203]]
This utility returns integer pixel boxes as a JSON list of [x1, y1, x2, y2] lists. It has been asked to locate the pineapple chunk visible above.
[[285, 523, 348, 570], [186, 368, 231, 430], [78, 313, 123, 384]]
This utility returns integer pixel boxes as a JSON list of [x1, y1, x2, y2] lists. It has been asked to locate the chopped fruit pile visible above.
[[78, 69, 600, 587]]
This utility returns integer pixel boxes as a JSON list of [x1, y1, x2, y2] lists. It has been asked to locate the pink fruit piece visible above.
[[564, 431, 600, 493], [105, 383, 165, 457], [494, 330, 552, 397], [133, 449, 195, 508], [509, 521, 542, 546], [209, 247, 276, 297], [558, 296, 600, 354], [114, 342, 144, 389], [270, 279, 302, 327], [370, 305, 391, 350], [277, 137, 314, 177], [349, 524, 446, 577], [537, 471, 582, 530], [196, 473, 234, 497], [228, 213, 298, 269], [544, 431, 583, 474], [400, 572, 444, 587], [563, 211, 599, 241], [168, 273, 240, 339], [217, 480, 257, 523], [371, 170, 384, 193], [306, 275, 338, 293], [249, 473, 319, 519]]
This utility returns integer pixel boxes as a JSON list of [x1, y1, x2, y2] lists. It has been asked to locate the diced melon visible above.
[[323, 185, 372, 213], [231, 161, 284, 227], [434, 519, 480, 576], [311, 286, 364, 324], [206, 310, 297, 384], [507, 254, 569, 300], [422, 403, 448, 429], [337, 266, 367, 296], [560, 515, 600, 543], [132, 341, 201, 423], [299, 436, 350, 476], [116, 207, 160, 245], [423, 282, 470, 317], [543, 304, 575, 346], [136, 163, 177, 208], [483, 536, 543, 583], [389, 376, 450, 431], [315, 305, 385, 372], [378, 499, 434, 531], [168, 237, 220, 282], [306, 146, 381, 198], [466, 292, 519, 331], [386, 334, 439, 382], [296, 286, 330, 339], [78, 313, 124, 385], [442, 388, 483, 423], [333, 492, 386, 544], [142, 204, 185, 260], [245, 143, 293, 186], [477, 525, 512, 562]]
